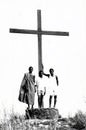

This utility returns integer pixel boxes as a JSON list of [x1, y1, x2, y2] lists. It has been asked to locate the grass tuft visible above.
[[0, 108, 86, 130]]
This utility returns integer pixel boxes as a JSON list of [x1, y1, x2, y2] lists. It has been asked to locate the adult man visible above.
[[18, 66, 36, 109], [48, 68, 59, 108], [36, 70, 46, 108]]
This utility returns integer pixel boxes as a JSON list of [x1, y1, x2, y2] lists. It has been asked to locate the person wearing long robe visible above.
[[18, 66, 36, 109]]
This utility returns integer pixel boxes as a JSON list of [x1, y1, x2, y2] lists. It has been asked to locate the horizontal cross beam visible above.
[[10, 28, 69, 36]]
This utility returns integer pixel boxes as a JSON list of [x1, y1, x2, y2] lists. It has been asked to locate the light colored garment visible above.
[[47, 75, 58, 95], [36, 77, 46, 91], [36, 76, 47, 108]]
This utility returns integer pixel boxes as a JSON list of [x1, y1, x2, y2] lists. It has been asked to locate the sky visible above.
[[0, 0, 86, 119]]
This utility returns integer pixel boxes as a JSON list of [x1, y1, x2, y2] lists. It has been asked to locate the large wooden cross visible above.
[[10, 10, 69, 75]]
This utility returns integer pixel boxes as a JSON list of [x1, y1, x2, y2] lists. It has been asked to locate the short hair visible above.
[[28, 66, 33, 71], [39, 70, 43, 76], [49, 68, 54, 73]]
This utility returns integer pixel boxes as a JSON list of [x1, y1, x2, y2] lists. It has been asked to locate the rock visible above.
[[25, 108, 59, 120]]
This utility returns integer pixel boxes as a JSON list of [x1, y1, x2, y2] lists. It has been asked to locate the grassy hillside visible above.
[[0, 109, 86, 130]]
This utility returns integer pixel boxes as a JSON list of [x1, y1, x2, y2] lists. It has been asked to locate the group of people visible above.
[[18, 66, 59, 110]]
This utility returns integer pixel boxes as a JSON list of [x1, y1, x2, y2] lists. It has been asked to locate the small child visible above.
[[37, 87, 46, 109]]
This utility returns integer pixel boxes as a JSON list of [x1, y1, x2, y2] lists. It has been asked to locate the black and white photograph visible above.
[[0, 0, 86, 129]]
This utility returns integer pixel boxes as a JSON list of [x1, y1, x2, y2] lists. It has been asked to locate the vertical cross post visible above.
[[37, 10, 43, 74]]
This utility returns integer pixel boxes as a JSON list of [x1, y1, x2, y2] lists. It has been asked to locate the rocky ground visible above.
[[25, 108, 60, 119], [0, 108, 86, 130]]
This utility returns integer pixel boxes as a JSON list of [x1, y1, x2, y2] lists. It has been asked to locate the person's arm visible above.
[[34, 78, 37, 92], [56, 76, 59, 86], [43, 72, 50, 78], [36, 81, 39, 95], [41, 64, 50, 78], [34, 85, 37, 92], [21, 73, 27, 87], [37, 89, 39, 95], [33, 75, 35, 83], [44, 87, 46, 95]]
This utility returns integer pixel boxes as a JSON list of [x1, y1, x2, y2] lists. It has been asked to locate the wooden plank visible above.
[[10, 28, 69, 36], [37, 10, 43, 74], [37, 10, 41, 31]]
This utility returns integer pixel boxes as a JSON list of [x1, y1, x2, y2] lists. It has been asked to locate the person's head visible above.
[[38, 90, 43, 96], [40, 90, 43, 95], [49, 68, 54, 76], [28, 66, 33, 74], [39, 70, 43, 78]]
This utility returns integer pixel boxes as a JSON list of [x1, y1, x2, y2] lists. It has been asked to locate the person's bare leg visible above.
[[31, 105, 34, 109], [54, 95, 57, 108], [49, 95, 52, 108]]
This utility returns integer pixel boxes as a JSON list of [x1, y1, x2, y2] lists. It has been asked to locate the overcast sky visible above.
[[0, 0, 86, 119]]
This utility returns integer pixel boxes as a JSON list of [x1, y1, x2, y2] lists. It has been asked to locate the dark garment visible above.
[[18, 73, 35, 105]]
